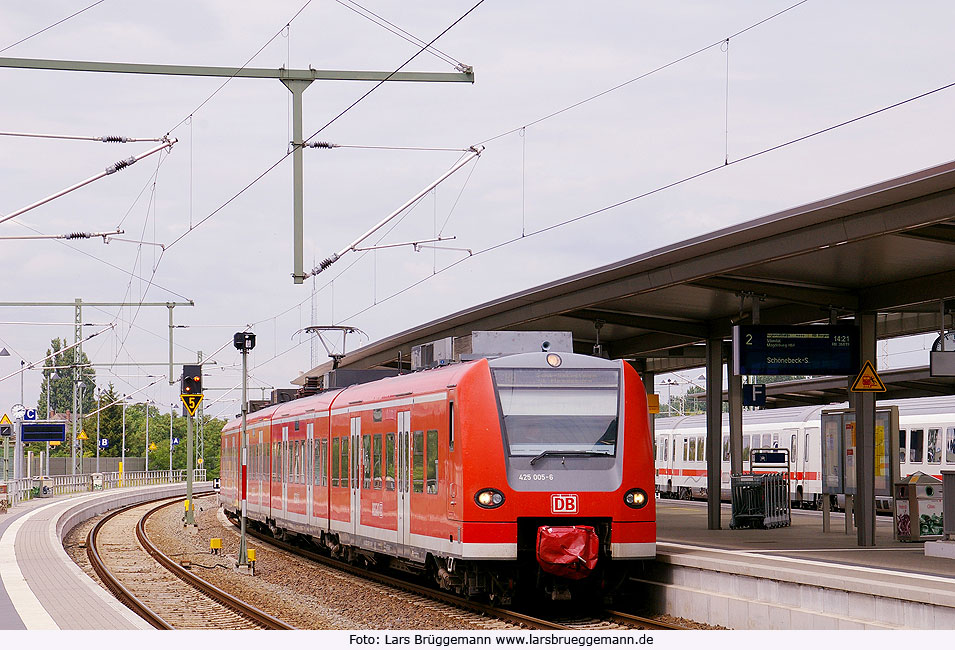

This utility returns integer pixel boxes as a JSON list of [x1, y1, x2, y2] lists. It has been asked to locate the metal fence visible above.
[[0, 469, 207, 509], [729, 471, 792, 529]]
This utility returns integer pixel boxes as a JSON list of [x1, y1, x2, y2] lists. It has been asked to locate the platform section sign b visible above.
[[180, 393, 203, 416]]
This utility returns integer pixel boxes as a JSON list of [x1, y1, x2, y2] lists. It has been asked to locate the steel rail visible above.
[[136, 497, 295, 630], [226, 512, 672, 630], [87, 494, 295, 630], [86, 497, 176, 630]]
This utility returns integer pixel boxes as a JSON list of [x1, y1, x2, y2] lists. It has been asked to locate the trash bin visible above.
[[90, 473, 104, 491], [35, 476, 53, 497], [895, 472, 944, 541], [730, 472, 792, 529]]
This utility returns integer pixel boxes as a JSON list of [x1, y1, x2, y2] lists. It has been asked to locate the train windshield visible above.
[[492, 367, 620, 457]]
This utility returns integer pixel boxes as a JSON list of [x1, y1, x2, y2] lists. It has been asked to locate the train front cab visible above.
[[455, 352, 656, 603]]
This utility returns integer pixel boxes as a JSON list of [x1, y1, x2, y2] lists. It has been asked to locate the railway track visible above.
[[87, 496, 294, 630], [225, 512, 684, 631]]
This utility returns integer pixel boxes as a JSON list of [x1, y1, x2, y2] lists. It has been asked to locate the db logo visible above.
[[551, 493, 578, 514]]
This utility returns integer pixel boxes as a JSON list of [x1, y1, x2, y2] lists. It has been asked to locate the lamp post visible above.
[[121, 395, 126, 485], [169, 403, 174, 474], [77, 381, 85, 474], [95, 389, 101, 473], [0, 348, 10, 482], [145, 400, 150, 473]]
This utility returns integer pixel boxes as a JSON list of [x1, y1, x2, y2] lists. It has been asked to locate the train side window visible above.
[[413, 431, 424, 493], [722, 436, 729, 462], [687, 437, 696, 462], [321, 440, 328, 486], [910, 429, 924, 463], [946, 428, 955, 464], [927, 428, 942, 464], [363, 434, 372, 489], [332, 438, 340, 487], [899, 430, 906, 463], [426, 429, 439, 494], [698, 436, 705, 462], [682, 438, 688, 462], [663, 436, 668, 462], [341, 437, 349, 485], [386, 433, 396, 491], [791, 434, 797, 457], [653, 440, 658, 460], [313, 438, 320, 486], [804, 433, 810, 463], [742, 435, 751, 462], [374, 433, 383, 489]]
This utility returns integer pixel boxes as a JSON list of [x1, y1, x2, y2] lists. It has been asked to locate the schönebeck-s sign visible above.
[[733, 325, 859, 376]]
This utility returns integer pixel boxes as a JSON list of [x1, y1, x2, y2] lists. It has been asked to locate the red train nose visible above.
[[536, 525, 599, 579]]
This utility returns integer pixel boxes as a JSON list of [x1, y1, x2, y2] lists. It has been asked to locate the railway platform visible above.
[[642, 499, 955, 629], [0, 481, 211, 630]]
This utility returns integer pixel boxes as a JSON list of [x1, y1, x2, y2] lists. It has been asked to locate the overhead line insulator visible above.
[[105, 156, 137, 175]]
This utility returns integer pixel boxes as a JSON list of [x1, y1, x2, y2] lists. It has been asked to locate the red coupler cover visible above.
[[536, 525, 599, 579]]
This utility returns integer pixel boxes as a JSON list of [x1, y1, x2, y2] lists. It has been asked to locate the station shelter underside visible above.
[[295, 159, 955, 546]]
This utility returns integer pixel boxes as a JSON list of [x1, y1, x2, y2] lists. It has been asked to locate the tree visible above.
[[36, 337, 96, 419]]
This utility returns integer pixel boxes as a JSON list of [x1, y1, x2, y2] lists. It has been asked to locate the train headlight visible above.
[[624, 488, 649, 509], [475, 488, 505, 509], [545, 353, 562, 367]]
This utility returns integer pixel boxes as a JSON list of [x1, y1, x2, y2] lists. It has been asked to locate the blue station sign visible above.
[[733, 325, 859, 376]]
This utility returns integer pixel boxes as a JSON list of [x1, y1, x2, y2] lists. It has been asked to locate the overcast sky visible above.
[[1, 1, 953, 420]]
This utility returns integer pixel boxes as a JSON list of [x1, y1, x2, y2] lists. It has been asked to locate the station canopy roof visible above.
[[294, 159, 955, 404]]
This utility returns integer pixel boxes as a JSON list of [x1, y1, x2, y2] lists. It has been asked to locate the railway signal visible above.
[[180, 363, 203, 528], [235, 332, 255, 570]]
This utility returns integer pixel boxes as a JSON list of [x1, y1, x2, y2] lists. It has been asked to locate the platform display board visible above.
[[20, 422, 66, 443], [820, 406, 899, 497], [732, 325, 859, 376]]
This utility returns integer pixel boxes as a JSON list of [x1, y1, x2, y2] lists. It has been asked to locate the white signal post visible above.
[[234, 332, 256, 568]]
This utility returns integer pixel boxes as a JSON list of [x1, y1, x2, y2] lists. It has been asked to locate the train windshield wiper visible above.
[[529, 450, 612, 465]]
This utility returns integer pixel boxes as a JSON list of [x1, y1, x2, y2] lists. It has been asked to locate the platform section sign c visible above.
[[850, 360, 886, 392], [180, 393, 203, 416]]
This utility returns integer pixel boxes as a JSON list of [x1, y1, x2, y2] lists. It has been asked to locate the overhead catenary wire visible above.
[[476, 0, 810, 146], [0, 137, 176, 226], [0, 0, 107, 54], [0, 325, 115, 384], [334, 74, 955, 325], [305, 141, 474, 152], [0, 131, 167, 143], [0, 229, 123, 241], [333, 0, 467, 70], [164, 1, 485, 254], [307, 145, 483, 277]]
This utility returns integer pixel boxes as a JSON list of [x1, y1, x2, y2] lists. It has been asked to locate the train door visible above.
[[785, 428, 799, 498], [306, 422, 314, 523], [282, 426, 289, 521], [397, 410, 411, 546], [350, 416, 361, 535]]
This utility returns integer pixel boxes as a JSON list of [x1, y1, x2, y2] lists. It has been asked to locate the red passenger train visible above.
[[219, 350, 656, 602]]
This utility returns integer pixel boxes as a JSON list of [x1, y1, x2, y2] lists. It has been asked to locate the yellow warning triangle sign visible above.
[[850, 360, 887, 392], [0, 414, 10, 426], [78, 430, 88, 440], [180, 393, 203, 416]]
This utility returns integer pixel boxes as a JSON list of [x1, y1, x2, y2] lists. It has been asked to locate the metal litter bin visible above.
[[90, 473, 104, 491], [730, 472, 791, 529], [36, 476, 53, 497], [895, 472, 944, 541]]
